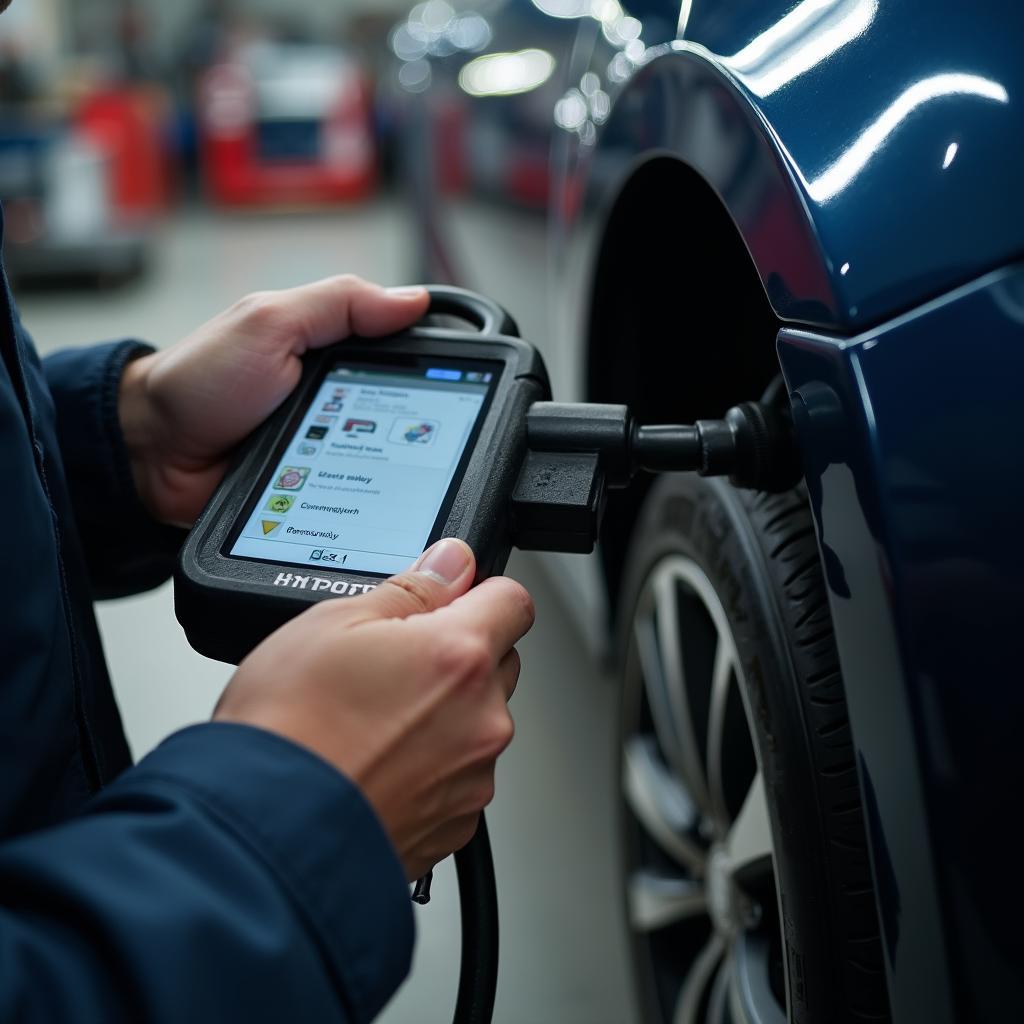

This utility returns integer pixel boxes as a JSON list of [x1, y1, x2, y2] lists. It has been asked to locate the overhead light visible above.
[[459, 48, 556, 97], [531, 0, 590, 16], [554, 89, 588, 131]]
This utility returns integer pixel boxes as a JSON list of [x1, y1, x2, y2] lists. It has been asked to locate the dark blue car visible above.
[[392, 1, 1024, 1021]]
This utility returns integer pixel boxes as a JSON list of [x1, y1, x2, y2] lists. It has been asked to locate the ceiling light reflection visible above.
[[722, 0, 877, 97], [677, 0, 694, 38], [805, 73, 1007, 202]]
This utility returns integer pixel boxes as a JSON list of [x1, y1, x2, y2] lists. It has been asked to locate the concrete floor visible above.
[[18, 202, 637, 1024]]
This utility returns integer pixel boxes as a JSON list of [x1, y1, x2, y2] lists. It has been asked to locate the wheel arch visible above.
[[582, 152, 786, 605], [568, 46, 841, 605]]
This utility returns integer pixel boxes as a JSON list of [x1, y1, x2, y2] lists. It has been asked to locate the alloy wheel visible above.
[[620, 555, 788, 1024]]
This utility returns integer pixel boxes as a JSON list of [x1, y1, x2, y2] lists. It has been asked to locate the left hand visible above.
[[118, 275, 430, 526]]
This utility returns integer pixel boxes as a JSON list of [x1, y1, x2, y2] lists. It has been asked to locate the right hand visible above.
[[213, 538, 534, 880]]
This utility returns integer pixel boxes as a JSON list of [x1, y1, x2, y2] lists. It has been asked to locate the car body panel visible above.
[[778, 263, 1024, 1022], [678, 0, 1023, 327]]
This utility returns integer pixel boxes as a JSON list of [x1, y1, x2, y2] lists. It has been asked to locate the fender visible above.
[[559, 0, 1022, 343]]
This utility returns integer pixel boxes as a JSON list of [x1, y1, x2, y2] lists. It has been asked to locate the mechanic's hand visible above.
[[118, 275, 430, 526], [213, 538, 533, 880]]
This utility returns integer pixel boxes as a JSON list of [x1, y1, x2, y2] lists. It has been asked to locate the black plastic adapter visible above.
[[510, 395, 801, 553]]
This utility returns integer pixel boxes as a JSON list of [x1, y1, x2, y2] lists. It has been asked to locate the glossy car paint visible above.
[[399, 0, 1024, 1018], [780, 264, 1024, 1022]]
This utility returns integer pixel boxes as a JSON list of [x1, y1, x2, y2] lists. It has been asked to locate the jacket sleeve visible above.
[[0, 723, 415, 1024], [41, 339, 187, 598]]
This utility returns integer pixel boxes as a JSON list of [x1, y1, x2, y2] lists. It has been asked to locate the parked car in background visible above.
[[0, 49, 160, 286], [394, 1, 1024, 1021], [198, 40, 376, 207]]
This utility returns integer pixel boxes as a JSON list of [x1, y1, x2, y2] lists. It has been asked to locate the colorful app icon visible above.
[[297, 442, 321, 457], [389, 419, 438, 446], [274, 466, 310, 491], [322, 402, 342, 413], [314, 415, 337, 426], [264, 494, 294, 515], [342, 418, 376, 435], [259, 518, 283, 537], [332, 387, 349, 400], [305, 425, 329, 440]]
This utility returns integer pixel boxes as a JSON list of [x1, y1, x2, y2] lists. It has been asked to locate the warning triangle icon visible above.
[[261, 520, 282, 536]]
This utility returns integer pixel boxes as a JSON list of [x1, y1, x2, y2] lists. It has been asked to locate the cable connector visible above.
[[510, 395, 801, 553]]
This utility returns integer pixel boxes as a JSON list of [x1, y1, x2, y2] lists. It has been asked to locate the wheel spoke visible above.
[[622, 737, 706, 874], [633, 615, 689, 789], [672, 934, 726, 1024], [724, 772, 773, 882], [651, 567, 713, 813], [705, 634, 738, 831], [708, 957, 732, 1024], [628, 870, 707, 931]]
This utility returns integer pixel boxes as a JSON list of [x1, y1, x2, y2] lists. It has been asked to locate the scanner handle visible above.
[[426, 285, 519, 338]]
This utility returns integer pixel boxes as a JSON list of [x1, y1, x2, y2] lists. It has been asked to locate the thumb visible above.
[[298, 277, 431, 350], [340, 538, 476, 625]]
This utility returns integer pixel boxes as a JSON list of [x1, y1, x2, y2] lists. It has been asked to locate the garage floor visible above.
[[18, 202, 637, 1024]]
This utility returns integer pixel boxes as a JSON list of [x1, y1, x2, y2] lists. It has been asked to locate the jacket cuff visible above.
[[42, 340, 186, 597], [114, 722, 414, 1022]]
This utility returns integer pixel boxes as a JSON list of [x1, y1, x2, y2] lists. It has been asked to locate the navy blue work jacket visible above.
[[0, 226, 412, 1021]]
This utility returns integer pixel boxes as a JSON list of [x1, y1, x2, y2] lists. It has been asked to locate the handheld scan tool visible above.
[[176, 288, 548, 665], [175, 285, 802, 1024]]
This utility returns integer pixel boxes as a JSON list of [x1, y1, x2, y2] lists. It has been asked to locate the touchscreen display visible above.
[[228, 359, 497, 575]]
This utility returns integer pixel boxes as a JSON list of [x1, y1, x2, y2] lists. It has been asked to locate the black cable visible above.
[[453, 815, 499, 1024]]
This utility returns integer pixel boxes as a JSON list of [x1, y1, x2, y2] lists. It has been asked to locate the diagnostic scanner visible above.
[[176, 288, 549, 665]]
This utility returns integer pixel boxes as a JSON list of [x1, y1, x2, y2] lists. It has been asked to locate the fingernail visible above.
[[413, 538, 471, 585], [386, 285, 428, 298]]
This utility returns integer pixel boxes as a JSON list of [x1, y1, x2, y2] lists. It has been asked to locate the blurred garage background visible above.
[[1, 2, 634, 1022]]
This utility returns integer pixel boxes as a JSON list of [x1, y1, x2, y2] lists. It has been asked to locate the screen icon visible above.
[[264, 494, 294, 515], [305, 425, 329, 440], [314, 415, 338, 426], [274, 466, 310, 491], [259, 519, 284, 537], [332, 387, 349, 400], [297, 442, 321, 457], [322, 402, 343, 413], [342, 418, 377, 435], [389, 419, 438, 446]]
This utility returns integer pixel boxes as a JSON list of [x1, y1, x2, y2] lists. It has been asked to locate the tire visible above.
[[616, 473, 889, 1024]]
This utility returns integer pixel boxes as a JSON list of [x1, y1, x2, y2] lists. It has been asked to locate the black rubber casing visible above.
[[175, 288, 550, 664]]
